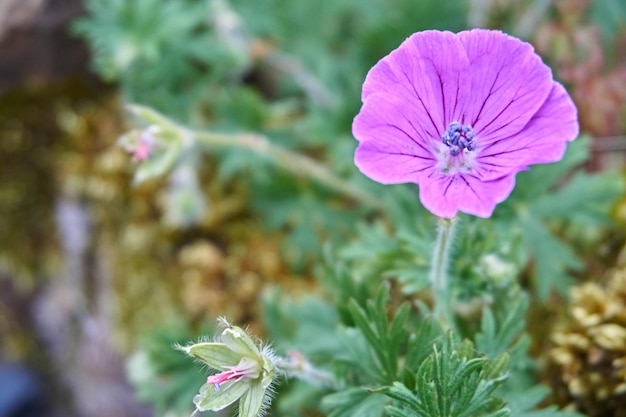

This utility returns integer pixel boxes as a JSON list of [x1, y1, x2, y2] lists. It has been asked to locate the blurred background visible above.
[[0, 0, 625, 416]]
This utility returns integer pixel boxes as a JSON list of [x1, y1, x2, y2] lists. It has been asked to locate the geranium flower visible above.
[[353, 29, 579, 218], [180, 318, 276, 417]]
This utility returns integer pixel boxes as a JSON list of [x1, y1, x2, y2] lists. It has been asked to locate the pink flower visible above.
[[352, 29, 579, 218], [181, 318, 277, 417], [206, 357, 261, 392]]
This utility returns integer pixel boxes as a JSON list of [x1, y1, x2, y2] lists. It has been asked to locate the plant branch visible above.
[[128, 104, 384, 212]]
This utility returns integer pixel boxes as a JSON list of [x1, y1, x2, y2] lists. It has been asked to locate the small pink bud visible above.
[[131, 130, 158, 162]]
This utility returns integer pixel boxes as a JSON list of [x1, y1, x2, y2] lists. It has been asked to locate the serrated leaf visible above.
[[322, 388, 387, 417], [504, 385, 584, 417], [336, 327, 380, 382], [530, 172, 623, 223], [484, 353, 510, 380], [511, 136, 589, 199], [377, 382, 425, 414], [386, 405, 420, 417], [475, 295, 528, 359], [518, 214, 581, 299]]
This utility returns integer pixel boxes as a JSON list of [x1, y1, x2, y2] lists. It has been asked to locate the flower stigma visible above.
[[441, 122, 476, 157]]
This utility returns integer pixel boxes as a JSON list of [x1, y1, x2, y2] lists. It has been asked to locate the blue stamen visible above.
[[442, 122, 475, 155]]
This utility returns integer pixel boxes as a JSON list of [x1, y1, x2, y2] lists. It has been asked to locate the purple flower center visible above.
[[442, 122, 476, 156]]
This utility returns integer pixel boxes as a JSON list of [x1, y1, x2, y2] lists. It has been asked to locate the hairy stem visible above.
[[191, 129, 383, 210], [274, 351, 336, 388], [128, 104, 383, 211], [429, 216, 457, 329]]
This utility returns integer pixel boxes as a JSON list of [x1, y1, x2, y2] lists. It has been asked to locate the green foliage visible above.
[[126, 322, 212, 416], [322, 388, 388, 417], [380, 333, 509, 417], [73, 0, 484, 275], [590, 0, 626, 51], [74, 1, 626, 417], [473, 288, 583, 417], [344, 288, 411, 384], [74, 0, 221, 119], [496, 136, 624, 299], [474, 291, 530, 365], [338, 212, 433, 295], [261, 289, 342, 358], [317, 288, 440, 417], [250, 176, 363, 268], [505, 386, 583, 417]]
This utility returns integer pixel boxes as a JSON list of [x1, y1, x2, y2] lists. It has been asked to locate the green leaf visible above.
[[336, 327, 381, 383], [518, 214, 581, 299], [510, 136, 589, 200], [405, 319, 442, 375], [530, 172, 624, 223], [386, 405, 420, 417], [377, 382, 426, 415], [346, 287, 411, 383], [475, 294, 528, 359], [483, 353, 510, 381], [504, 385, 584, 417], [322, 388, 387, 417], [382, 334, 509, 417]]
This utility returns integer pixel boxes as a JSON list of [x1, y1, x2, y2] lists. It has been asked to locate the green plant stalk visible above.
[[274, 354, 336, 388], [188, 129, 384, 211], [129, 103, 384, 208], [429, 216, 457, 329]]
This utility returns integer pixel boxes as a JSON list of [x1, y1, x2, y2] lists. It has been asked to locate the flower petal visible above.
[[477, 82, 579, 170], [419, 172, 517, 218], [353, 29, 579, 219], [362, 30, 472, 136], [457, 30, 553, 142], [185, 342, 243, 368], [194, 381, 250, 412], [353, 93, 438, 184]]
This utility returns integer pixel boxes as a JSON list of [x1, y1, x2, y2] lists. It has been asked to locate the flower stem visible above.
[[429, 216, 458, 330], [194, 130, 383, 211], [128, 105, 383, 211], [275, 351, 336, 388]]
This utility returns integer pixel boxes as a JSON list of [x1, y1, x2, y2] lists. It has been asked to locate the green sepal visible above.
[[194, 381, 250, 411], [261, 356, 276, 389], [184, 342, 243, 368], [222, 326, 262, 358], [238, 380, 266, 417]]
